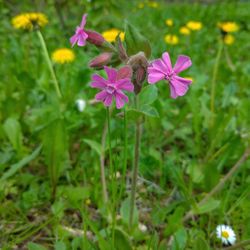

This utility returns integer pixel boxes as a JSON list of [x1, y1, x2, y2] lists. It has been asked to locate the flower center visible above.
[[106, 84, 116, 94], [165, 70, 175, 81], [222, 231, 229, 239]]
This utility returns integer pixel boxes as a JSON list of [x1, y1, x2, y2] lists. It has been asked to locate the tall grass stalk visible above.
[[210, 39, 223, 127], [37, 30, 62, 98]]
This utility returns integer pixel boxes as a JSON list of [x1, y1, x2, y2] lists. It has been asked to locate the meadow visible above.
[[1, 0, 250, 249]]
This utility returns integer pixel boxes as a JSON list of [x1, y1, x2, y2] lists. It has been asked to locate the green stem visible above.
[[210, 39, 223, 127], [36, 30, 62, 98], [129, 96, 142, 230]]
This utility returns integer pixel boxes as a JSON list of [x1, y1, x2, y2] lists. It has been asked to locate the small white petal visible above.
[[76, 99, 86, 112], [138, 223, 147, 232]]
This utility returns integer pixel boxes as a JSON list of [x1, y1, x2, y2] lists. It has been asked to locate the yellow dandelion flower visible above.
[[138, 2, 145, 8], [147, 1, 159, 8], [52, 48, 75, 64], [85, 199, 91, 206], [179, 26, 190, 35], [165, 19, 173, 27], [164, 34, 179, 45], [186, 21, 203, 31], [223, 34, 235, 45], [28, 12, 48, 27], [12, 12, 48, 30], [218, 22, 239, 33], [102, 28, 125, 43]]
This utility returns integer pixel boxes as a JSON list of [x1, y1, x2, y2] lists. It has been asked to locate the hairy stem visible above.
[[129, 96, 142, 230], [106, 107, 115, 245], [100, 119, 109, 204], [37, 30, 62, 98], [118, 107, 128, 203]]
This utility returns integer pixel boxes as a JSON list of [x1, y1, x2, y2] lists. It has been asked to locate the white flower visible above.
[[138, 223, 147, 232], [216, 225, 236, 245], [76, 99, 86, 112]]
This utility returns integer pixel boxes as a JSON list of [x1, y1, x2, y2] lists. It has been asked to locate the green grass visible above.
[[0, 0, 250, 249]]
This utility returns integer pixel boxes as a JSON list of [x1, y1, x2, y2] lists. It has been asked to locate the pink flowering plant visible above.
[[71, 13, 192, 244]]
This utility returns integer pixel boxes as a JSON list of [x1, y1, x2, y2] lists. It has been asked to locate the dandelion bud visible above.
[[89, 52, 112, 69], [86, 30, 105, 46], [127, 52, 148, 94]]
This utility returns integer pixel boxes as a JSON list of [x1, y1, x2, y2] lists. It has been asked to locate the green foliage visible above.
[[1, 0, 250, 249]]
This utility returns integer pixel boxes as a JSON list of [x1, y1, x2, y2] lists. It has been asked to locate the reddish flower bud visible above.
[[89, 52, 113, 69], [127, 52, 148, 94], [117, 65, 132, 80], [117, 37, 128, 62], [86, 30, 105, 46]]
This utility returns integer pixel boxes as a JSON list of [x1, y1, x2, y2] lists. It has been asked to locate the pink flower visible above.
[[70, 14, 88, 47], [148, 52, 192, 98], [91, 66, 134, 109]]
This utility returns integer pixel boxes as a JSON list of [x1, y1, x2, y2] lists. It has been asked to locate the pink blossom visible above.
[[70, 14, 88, 47], [91, 66, 134, 109], [148, 52, 192, 98]]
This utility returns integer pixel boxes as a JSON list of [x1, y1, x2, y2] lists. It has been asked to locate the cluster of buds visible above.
[[70, 14, 192, 108]]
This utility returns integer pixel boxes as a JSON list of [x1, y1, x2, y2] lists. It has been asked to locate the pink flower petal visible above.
[[151, 59, 168, 74], [115, 90, 129, 109], [173, 55, 192, 74], [104, 66, 117, 82], [162, 52, 172, 73], [170, 76, 190, 97], [91, 74, 108, 88], [116, 79, 134, 92], [80, 14, 87, 29], [174, 75, 192, 85], [77, 36, 86, 46], [70, 34, 78, 47], [95, 90, 108, 101], [148, 69, 165, 84], [104, 94, 113, 106], [169, 83, 178, 99]]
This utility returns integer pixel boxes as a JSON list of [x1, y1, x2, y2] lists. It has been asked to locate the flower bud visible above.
[[117, 65, 132, 80], [127, 52, 148, 94], [117, 37, 128, 62], [89, 52, 113, 69], [86, 30, 105, 46]]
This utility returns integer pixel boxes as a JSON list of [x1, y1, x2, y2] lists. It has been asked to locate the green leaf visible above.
[[193, 198, 220, 215], [1, 145, 42, 181], [83, 139, 102, 156], [114, 228, 133, 250], [42, 119, 68, 185], [194, 237, 210, 250], [138, 85, 158, 106], [172, 228, 187, 250], [125, 22, 151, 58], [55, 241, 67, 250], [120, 197, 138, 227], [27, 242, 47, 250], [3, 117, 23, 152], [140, 105, 159, 117]]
